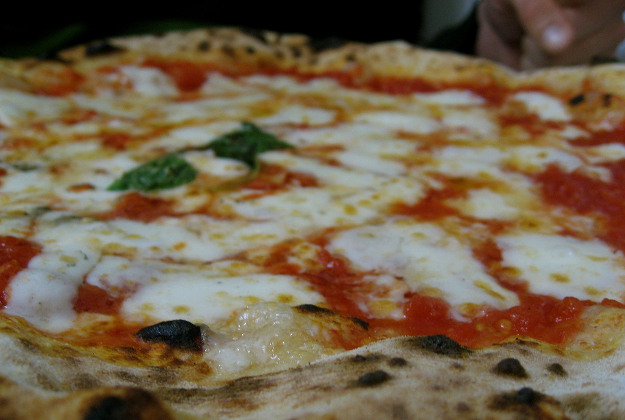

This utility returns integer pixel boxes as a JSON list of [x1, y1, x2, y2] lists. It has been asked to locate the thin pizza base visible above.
[[1, 27, 625, 419]]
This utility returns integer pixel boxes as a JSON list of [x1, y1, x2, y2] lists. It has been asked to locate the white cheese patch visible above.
[[328, 220, 519, 314], [354, 111, 440, 134], [413, 90, 486, 106], [507, 146, 583, 172], [498, 233, 625, 302], [4, 225, 101, 332], [122, 274, 324, 324], [441, 109, 498, 139], [159, 93, 270, 124], [255, 105, 336, 126], [119, 66, 179, 96], [0, 88, 72, 126], [433, 146, 506, 178], [509, 91, 571, 122], [455, 188, 520, 220]]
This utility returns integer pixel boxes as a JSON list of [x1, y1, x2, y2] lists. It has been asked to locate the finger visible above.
[[509, 0, 575, 53], [475, 12, 522, 69], [479, 0, 525, 45], [521, 16, 625, 69]]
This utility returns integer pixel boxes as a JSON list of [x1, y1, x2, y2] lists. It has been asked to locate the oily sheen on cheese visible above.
[[2, 56, 625, 376]]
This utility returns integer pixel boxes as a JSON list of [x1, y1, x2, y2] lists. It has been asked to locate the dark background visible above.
[[1, 5, 432, 58]]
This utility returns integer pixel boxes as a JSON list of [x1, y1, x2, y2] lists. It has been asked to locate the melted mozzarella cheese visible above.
[[498, 233, 625, 302], [327, 220, 519, 315], [3, 60, 625, 353], [354, 110, 441, 134], [122, 273, 323, 324], [509, 91, 571, 122], [0, 88, 72, 126]]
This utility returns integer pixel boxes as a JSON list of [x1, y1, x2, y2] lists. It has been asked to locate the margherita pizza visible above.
[[2, 27, 625, 419]]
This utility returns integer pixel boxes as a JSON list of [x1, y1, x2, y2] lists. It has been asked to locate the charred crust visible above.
[[83, 396, 128, 420], [82, 389, 170, 420], [291, 46, 303, 58], [546, 363, 567, 377], [603, 93, 613, 107], [388, 357, 408, 367], [356, 370, 392, 387], [221, 45, 236, 57], [135, 320, 202, 351], [296, 303, 334, 314], [490, 387, 545, 410], [493, 358, 528, 379], [350, 354, 381, 363], [84, 40, 124, 57], [197, 40, 211, 52], [409, 335, 469, 357]]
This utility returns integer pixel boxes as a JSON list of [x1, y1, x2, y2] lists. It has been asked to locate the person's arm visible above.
[[476, 0, 625, 70]]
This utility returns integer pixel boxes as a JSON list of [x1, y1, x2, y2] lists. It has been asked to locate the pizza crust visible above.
[[2, 27, 625, 419]]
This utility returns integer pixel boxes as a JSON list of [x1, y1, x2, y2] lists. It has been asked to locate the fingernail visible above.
[[542, 25, 569, 51]]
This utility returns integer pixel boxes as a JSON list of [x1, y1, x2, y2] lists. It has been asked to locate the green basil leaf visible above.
[[200, 122, 293, 169], [107, 153, 197, 192], [107, 123, 292, 192]]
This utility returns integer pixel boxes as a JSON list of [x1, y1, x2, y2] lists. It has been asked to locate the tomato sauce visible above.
[[570, 124, 625, 147], [266, 231, 595, 349], [143, 59, 209, 92], [0, 236, 41, 307], [534, 162, 625, 253], [73, 283, 124, 315], [244, 164, 319, 191], [97, 192, 177, 223], [393, 185, 463, 220]]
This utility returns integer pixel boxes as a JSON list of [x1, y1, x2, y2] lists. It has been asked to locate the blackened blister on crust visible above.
[[83, 390, 171, 420], [84, 40, 124, 57], [409, 335, 469, 357], [135, 320, 202, 351], [356, 370, 392, 387], [490, 387, 545, 409], [493, 358, 529, 379], [547, 363, 567, 377]]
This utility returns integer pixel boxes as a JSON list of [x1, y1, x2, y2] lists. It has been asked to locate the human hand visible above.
[[475, 0, 625, 70]]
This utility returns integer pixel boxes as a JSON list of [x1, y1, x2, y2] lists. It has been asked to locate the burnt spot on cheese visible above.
[[356, 370, 392, 387], [296, 303, 334, 314], [546, 362, 567, 377], [569, 93, 586, 106], [296, 304, 369, 329], [350, 316, 370, 330], [135, 320, 202, 351], [84, 40, 124, 57], [409, 335, 469, 357], [493, 358, 528, 379]]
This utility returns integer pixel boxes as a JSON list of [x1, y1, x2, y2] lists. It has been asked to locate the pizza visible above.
[[2, 27, 625, 419]]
